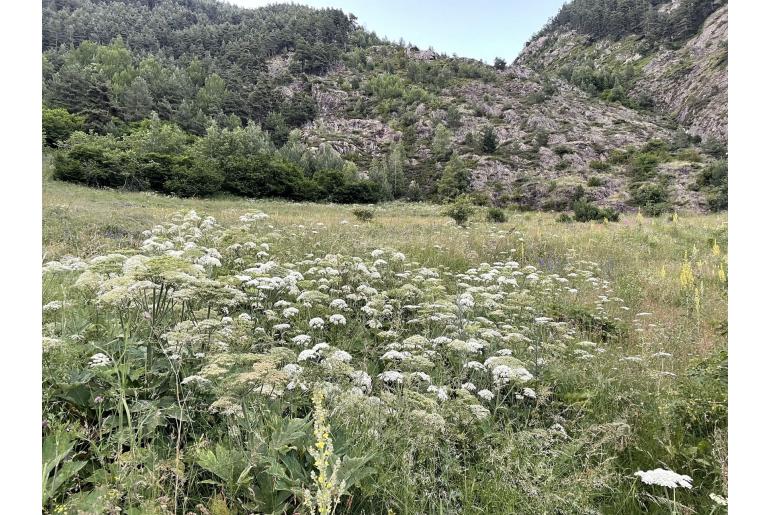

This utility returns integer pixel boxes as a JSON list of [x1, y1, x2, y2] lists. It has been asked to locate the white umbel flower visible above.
[[89, 353, 111, 368], [634, 469, 693, 489]]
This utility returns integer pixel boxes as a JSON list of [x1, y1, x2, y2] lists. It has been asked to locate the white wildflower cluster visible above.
[[42, 210, 637, 440], [634, 469, 693, 489], [89, 353, 111, 368]]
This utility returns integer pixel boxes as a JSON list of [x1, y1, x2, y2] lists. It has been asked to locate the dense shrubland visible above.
[[50, 115, 383, 202]]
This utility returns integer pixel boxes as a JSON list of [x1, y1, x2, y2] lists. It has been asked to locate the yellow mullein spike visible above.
[[672, 212, 678, 224], [660, 265, 666, 279], [679, 261, 694, 290], [636, 210, 643, 224], [712, 240, 721, 256]]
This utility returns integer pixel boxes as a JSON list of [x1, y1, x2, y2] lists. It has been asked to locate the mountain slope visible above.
[[516, 0, 727, 141], [42, 0, 727, 213]]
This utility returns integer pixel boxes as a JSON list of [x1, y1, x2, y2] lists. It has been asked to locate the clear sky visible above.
[[228, 0, 567, 63]]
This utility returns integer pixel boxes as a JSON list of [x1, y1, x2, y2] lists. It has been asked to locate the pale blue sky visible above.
[[229, 0, 567, 63]]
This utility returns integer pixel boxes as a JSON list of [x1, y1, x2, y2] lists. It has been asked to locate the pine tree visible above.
[[436, 153, 470, 200], [480, 126, 498, 154], [431, 123, 452, 161], [121, 76, 154, 121]]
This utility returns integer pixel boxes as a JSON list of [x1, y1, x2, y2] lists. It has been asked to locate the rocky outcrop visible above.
[[632, 5, 727, 141], [514, 4, 727, 142]]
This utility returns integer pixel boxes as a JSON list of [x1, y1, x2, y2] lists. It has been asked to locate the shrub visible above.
[[587, 176, 604, 187], [351, 207, 375, 222], [486, 207, 507, 223], [444, 199, 475, 226], [53, 132, 126, 187], [629, 181, 671, 215], [589, 160, 610, 171], [329, 180, 381, 204], [701, 137, 727, 158], [436, 153, 470, 200], [43, 107, 85, 146], [533, 130, 549, 149], [480, 126, 498, 153], [572, 199, 619, 222], [222, 155, 305, 199], [629, 153, 661, 180], [696, 159, 728, 211], [556, 213, 573, 223], [165, 156, 224, 197]]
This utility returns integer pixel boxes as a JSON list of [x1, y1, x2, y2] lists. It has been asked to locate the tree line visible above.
[[534, 0, 726, 46]]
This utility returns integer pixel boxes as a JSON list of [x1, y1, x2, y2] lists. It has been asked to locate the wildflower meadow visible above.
[[42, 177, 727, 514]]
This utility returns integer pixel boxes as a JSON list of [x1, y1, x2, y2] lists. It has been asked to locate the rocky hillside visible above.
[[516, 1, 727, 142], [42, 0, 727, 213]]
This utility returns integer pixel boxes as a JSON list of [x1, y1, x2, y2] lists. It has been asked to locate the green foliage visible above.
[[541, 0, 725, 44], [43, 2, 351, 131], [444, 198, 475, 226], [431, 123, 452, 161], [587, 176, 605, 187], [701, 137, 727, 158], [493, 57, 507, 71], [221, 155, 305, 199], [589, 160, 610, 171], [165, 156, 224, 197], [436, 153, 470, 200], [572, 199, 619, 222], [42, 428, 87, 508], [480, 126, 498, 153], [53, 119, 379, 203], [533, 130, 549, 149], [629, 181, 671, 215], [446, 105, 462, 128], [695, 159, 727, 211], [42, 107, 85, 146], [486, 207, 508, 223], [351, 207, 375, 222]]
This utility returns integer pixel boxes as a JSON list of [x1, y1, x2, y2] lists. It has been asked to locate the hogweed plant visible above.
[[41, 207, 727, 514]]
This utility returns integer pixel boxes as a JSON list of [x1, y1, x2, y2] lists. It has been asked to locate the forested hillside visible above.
[[42, 0, 727, 214]]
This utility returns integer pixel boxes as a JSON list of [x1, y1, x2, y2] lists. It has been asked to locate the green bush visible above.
[[486, 207, 507, 223], [53, 132, 126, 187], [43, 107, 85, 146], [589, 160, 610, 171], [165, 156, 224, 197], [533, 130, 549, 149], [587, 176, 604, 187], [222, 154, 305, 199], [351, 207, 375, 222], [556, 213, 573, 223], [480, 126, 498, 153], [444, 199, 475, 226], [572, 199, 619, 222], [629, 181, 671, 215], [696, 159, 727, 211]]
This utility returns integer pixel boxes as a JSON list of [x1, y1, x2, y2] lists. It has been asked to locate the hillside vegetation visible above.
[[43, 0, 727, 214]]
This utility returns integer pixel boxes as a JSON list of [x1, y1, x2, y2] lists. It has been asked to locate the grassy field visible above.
[[43, 172, 727, 514]]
